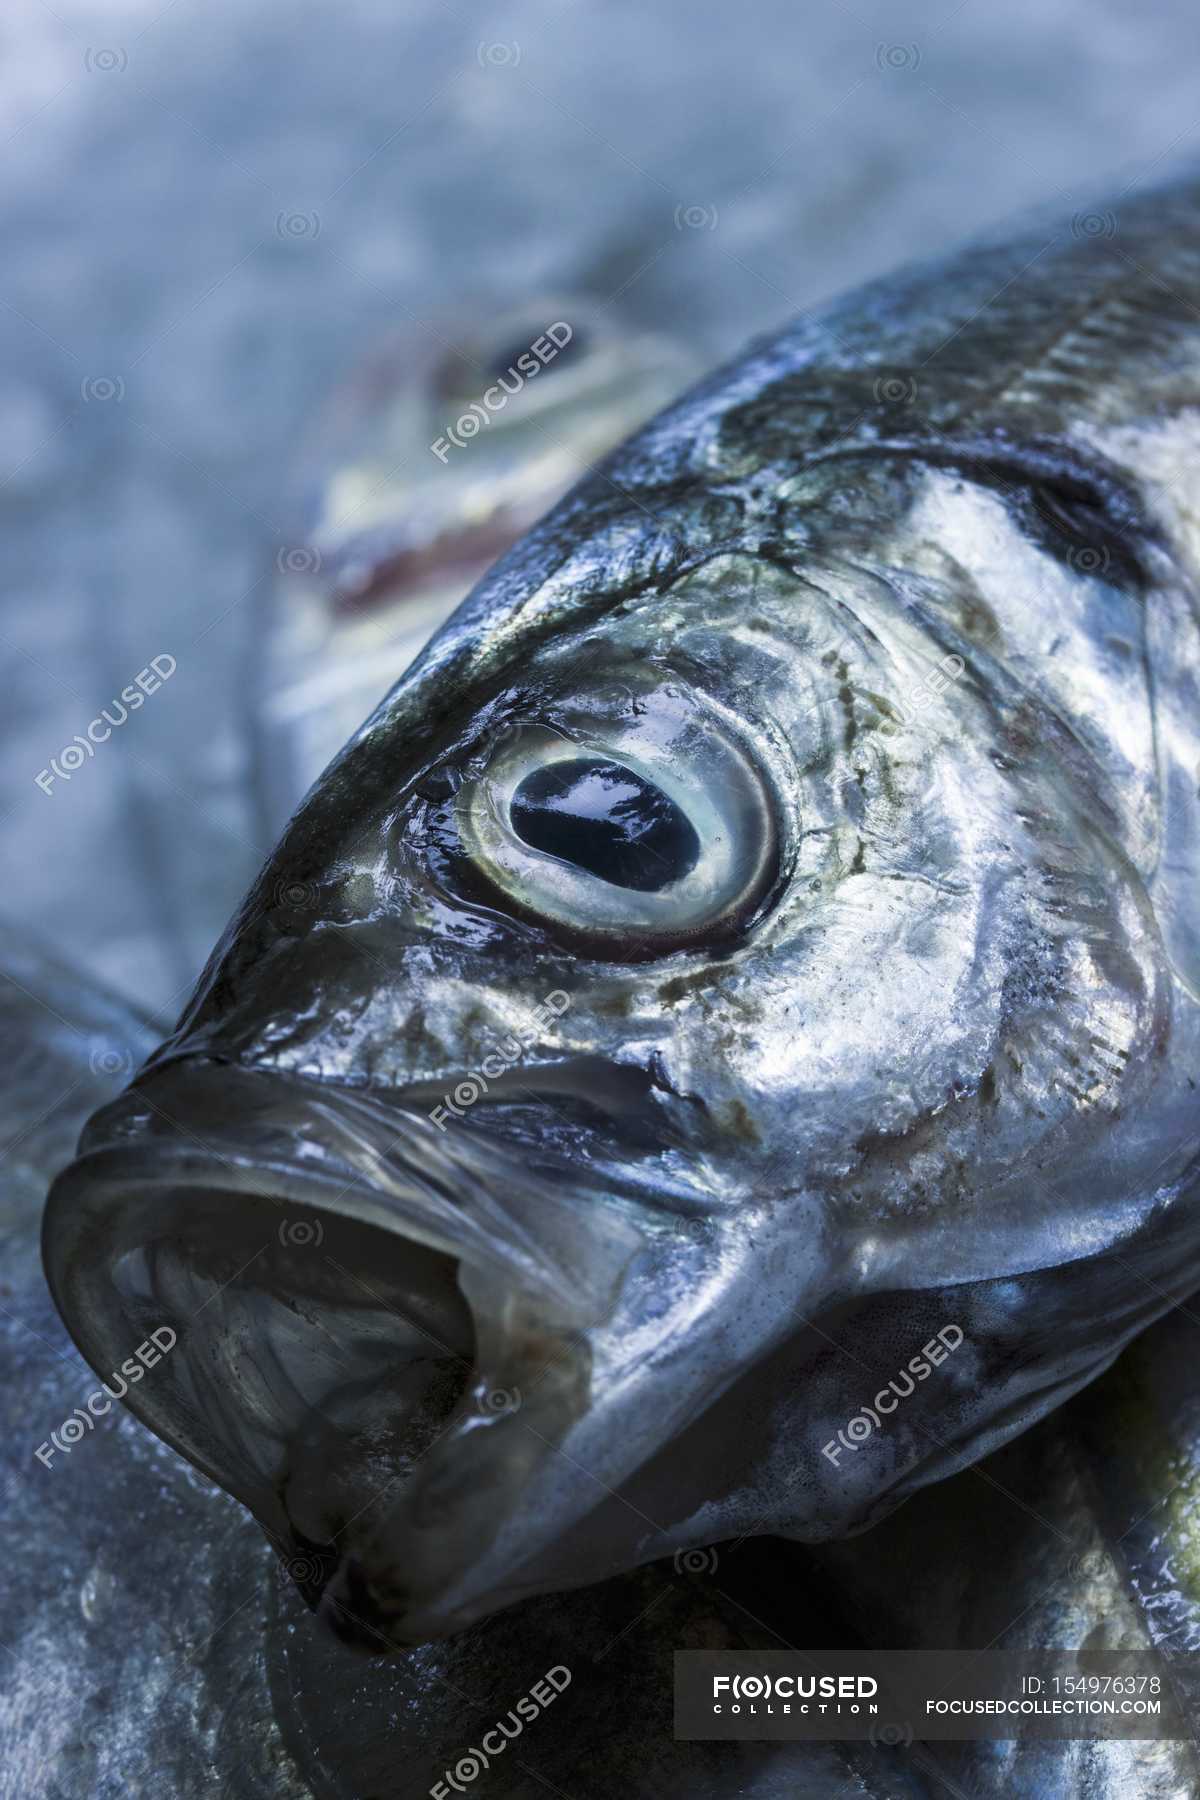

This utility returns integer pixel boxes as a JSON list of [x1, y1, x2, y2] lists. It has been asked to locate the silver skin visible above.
[[8, 945, 1198, 1798], [0, 931, 913, 1800], [44, 167, 1200, 1654]]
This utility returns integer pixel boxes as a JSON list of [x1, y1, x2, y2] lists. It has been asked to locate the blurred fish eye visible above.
[[452, 680, 779, 953], [432, 309, 600, 406], [483, 321, 589, 382]]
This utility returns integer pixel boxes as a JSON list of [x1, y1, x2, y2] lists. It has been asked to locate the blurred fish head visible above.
[[304, 295, 698, 608], [259, 296, 698, 821]]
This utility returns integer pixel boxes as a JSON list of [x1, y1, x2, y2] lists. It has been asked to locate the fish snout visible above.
[[42, 1053, 648, 1647]]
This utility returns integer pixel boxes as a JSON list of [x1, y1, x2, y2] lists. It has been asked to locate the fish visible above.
[[43, 164, 1200, 1659], [11, 925, 1200, 1797], [0, 945, 928, 1797], [253, 295, 698, 833], [282, 1285, 1200, 1800], [783, 1298, 1200, 1797]]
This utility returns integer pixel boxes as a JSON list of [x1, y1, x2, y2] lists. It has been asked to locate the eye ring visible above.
[[453, 685, 779, 956]]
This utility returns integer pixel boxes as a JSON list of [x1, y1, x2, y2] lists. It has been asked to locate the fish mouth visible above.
[[321, 509, 532, 619], [43, 1058, 642, 1651]]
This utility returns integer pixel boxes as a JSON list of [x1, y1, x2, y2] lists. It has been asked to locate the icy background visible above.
[[3, 0, 1197, 1016]]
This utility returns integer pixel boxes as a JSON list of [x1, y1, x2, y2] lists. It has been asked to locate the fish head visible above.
[[46, 379, 1198, 1650], [295, 296, 699, 612], [259, 295, 698, 823]]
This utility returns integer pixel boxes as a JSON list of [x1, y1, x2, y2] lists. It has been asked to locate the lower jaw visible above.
[[42, 1057, 639, 1648]]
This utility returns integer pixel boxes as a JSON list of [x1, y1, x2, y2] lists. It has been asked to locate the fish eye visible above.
[[453, 682, 779, 953], [433, 315, 595, 404], [482, 323, 589, 383]]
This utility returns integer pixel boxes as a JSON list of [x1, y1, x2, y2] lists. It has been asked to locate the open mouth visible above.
[[42, 1058, 641, 1650]]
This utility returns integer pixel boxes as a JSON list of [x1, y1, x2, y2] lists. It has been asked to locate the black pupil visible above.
[[509, 757, 700, 893]]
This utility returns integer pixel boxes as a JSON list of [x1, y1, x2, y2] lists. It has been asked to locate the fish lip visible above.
[[43, 1056, 643, 1649]]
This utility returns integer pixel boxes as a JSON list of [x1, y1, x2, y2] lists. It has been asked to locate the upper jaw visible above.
[[43, 1055, 647, 1648]]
